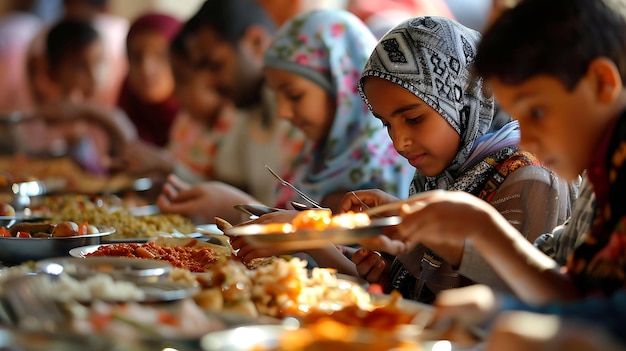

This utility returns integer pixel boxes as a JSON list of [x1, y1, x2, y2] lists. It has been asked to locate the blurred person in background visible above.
[[348, 0, 455, 38], [157, 0, 305, 224], [0, 3, 42, 113], [255, 0, 307, 27], [26, 0, 128, 108], [35, 18, 136, 174], [116, 12, 181, 148], [120, 26, 249, 191]]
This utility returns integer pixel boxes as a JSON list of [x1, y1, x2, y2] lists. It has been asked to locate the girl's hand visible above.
[[229, 235, 293, 263], [337, 189, 400, 214]]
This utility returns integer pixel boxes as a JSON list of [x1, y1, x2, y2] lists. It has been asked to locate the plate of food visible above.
[[69, 236, 232, 273], [224, 210, 400, 250]]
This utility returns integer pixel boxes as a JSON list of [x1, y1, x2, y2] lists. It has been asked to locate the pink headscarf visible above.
[[117, 13, 181, 147]]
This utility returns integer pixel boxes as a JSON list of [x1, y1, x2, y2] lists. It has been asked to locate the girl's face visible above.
[[363, 76, 461, 176], [127, 31, 175, 103], [264, 67, 336, 141]]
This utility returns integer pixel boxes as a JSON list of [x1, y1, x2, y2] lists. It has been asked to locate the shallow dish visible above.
[[35, 256, 172, 280], [0, 225, 115, 265], [224, 216, 401, 250]]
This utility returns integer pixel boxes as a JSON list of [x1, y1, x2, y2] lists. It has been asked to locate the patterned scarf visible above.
[[358, 16, 520, 195], [264, 9, 413, 207]]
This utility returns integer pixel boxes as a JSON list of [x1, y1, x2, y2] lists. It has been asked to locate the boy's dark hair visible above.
[[474, 0, 626, 90], [183, 0, 276, 46], [46, 18, 100, 66]]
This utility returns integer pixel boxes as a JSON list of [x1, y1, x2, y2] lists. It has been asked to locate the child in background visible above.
[[127, 26, 269, 203], [362, 0, 626, 347], [36, 18, 136, 174], [229, 9, 414, 272], [117, 13, 181, 148], [339, 16, 572, 302], [157, 0, 306, 224]]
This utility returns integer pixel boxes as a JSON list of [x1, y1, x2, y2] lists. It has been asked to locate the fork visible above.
[[264, 165, 323, 209], [4, 274, 66, 332]]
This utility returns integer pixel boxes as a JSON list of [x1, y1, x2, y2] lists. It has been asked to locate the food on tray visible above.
[[0, 221, 98, 238], [294, 210, 371, 230], [51, 207, 196, 240], [85, 240, 227, 272], [0, 202, 15, 216], [248, 257, 372, 318], [259, 210, 371, 234], [42, 273, 147, 302], [0, 156, 136, 194], [70, 299, 226, 340], [192, 259, 259, 318], [252, 319, 423, 351], [28, 194, 123, 217]]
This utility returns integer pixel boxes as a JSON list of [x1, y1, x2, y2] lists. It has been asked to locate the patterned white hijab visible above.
[[358, 16, 517, 193]]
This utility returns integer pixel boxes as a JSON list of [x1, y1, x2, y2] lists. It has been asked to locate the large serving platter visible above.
[[223, 216, 401, 250]]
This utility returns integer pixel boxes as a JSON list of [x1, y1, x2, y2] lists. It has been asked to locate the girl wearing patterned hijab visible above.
[[347, 16, 573, 302], [230, 9, 412, 271], [263, 9, 413, 210]]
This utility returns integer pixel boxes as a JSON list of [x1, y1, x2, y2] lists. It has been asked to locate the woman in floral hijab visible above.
[[264, 9, 413, 210]]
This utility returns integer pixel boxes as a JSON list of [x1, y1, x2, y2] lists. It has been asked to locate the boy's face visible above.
[[172, 54, 224, 124], [264, 67, 335, 141], [51, 41, 105, 102], [187, 27, 263, 108], [490, 75, 606, 181], [362, 76, 461, 176]]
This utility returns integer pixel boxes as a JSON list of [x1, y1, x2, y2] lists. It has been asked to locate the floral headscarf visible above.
[[358, 16, 520, 194], [264, 9, 412, 206]]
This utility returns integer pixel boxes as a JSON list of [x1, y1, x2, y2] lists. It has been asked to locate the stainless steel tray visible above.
[[223, 216, 401, 250]]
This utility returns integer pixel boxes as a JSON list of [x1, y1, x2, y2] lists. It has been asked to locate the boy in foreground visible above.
[[358, 0, 626, 347]]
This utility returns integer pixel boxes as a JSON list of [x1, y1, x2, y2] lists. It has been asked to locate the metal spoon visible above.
[[264, 165, 323, 209]]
